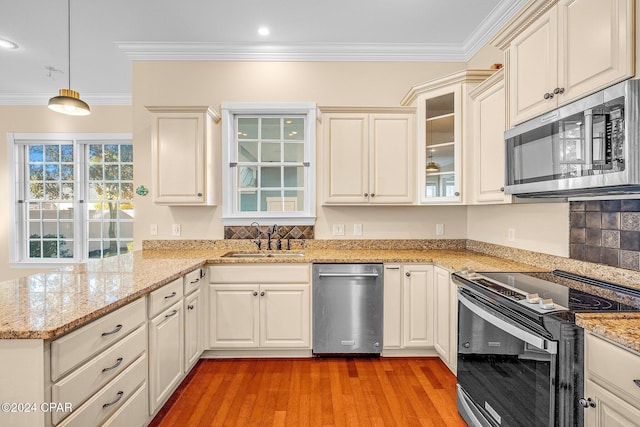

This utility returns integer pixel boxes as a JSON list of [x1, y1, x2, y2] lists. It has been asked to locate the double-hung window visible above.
[[9, 133, 134, 265], [221, 103, 316, 224]]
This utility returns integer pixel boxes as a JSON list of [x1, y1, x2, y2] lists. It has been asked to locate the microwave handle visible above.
[[585, 108, 593, 167]]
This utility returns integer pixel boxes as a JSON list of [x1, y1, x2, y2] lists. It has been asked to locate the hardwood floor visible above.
[[149, 357, 466, 427]]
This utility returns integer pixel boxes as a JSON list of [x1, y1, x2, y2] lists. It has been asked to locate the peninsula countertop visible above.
[[1, 246, 639, 355]]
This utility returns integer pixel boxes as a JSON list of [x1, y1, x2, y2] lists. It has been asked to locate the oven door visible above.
[[456, 289, 558, 427]]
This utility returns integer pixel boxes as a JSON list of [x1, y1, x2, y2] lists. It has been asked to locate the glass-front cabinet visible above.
[[402, 70, 494, 204], [424, 91, 459, 201]]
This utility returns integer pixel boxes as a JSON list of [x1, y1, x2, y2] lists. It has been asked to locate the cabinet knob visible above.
[[253, 291, 258, 296], [579, 398, 597, 408], [405, 272, 411, 277], [553, 87, 565, 95], [371, 193, 375, 197], [500, 187, 505, 192], [260, 291, 265, 296], [364, 193, 369, 197], [187, 304, 194, 310], [197, 192, 203, 197], [543, 92, 554, 100], [454, 192, 460, 196]]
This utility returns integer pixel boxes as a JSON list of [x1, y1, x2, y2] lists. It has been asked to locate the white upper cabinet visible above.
[[402, 69, 494, 204], [321, 107, 415, 205], [496, 0, 634, 125], [470, 69, 512, 204], [147, 106, 220, 205]]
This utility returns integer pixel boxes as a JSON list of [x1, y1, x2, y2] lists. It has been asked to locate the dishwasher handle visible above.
[[317, 272, 380, 278]]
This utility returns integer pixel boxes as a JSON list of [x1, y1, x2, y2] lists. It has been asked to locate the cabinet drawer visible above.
[[51, 325, 147, 425], [51, 299, 145, 381], [586, 333, 640, 405], [57, 354, 147, 427], [184, 269, 202, 296], [101, 382, 148, 427], [210, 264, 310, 283], [148, 278, 183, 318]]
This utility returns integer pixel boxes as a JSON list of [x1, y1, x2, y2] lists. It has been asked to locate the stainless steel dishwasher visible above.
[[312, 263, 383, 355]]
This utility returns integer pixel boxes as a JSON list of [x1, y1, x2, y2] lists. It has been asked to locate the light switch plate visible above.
[[353, 224, 363, 236], [436, 224, 444, 235], [150, 224, 158, 236], [332, 224, 345, 236], [172, 224, 181, 236]]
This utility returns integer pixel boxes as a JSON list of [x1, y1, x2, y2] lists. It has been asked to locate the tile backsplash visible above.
[[570, 200, 640, 271], [224, 225, 314, 240]]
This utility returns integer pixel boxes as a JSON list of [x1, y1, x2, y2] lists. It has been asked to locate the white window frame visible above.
[[221, 102, 316, 225], [8, 132, 133, 267]]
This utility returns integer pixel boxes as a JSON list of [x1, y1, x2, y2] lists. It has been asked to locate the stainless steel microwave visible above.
[[504, 79, 640, 197]]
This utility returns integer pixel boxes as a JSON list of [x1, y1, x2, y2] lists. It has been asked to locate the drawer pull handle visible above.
[[165, 309, 178, 318], [385, 266, 400, 270], [101, 324, 123, 337], [164, 292, 177, 299], [102, 357, 124, 373], [190, 278, 200, 284], [634, 379, 640, 388], [102, 391, 124, 409], [187, 304, 194, 310]]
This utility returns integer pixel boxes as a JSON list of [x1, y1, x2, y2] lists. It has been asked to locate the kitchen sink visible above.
[[221, 251, 305, 258]]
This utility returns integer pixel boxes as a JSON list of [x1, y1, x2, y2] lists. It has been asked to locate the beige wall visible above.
[[132, 61, 470, 245], [0, 105, 131, 280]]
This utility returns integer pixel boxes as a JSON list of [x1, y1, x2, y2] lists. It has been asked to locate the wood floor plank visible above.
[[149, 357, 465, 427]]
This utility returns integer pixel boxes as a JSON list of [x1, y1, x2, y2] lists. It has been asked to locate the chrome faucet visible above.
[[250, 221, 262, 250]]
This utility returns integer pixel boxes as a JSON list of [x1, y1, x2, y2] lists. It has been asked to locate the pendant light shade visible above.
[[426, 154, 439, 172], [48, 0, 90, 116]]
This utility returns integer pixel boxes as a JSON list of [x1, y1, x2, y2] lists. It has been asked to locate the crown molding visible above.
[[0, 93, 131, 106], [401, 69, 497, 106], [117, 41, 470, 62]]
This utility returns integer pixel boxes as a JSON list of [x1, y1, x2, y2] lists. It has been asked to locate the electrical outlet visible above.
[[507, 228, 515, 242], [435, 224, 444, 235], [150, 224, 158, 236], [353, 224, 363, 236], [332, 224, 345, 236], [172, 224, 181, 236]]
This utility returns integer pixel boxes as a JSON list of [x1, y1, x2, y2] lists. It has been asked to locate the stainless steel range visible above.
[[452, 269, 640, 427]]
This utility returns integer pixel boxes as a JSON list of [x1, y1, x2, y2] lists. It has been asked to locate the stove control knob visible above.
[[463, 342, 470, 348], [539, 298, 555, 310], [526, 293, 540, 304]]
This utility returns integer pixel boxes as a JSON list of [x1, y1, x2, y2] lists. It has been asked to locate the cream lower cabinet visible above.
[[382, 264, 433, 350], [504, 0, 634, 125], [433, 266, 457, 373], [583, 332, 640, 426], [147, 278, 185, 415], [184, 289, 202, 371], [209, 265, 311, 350], [321, 107, 415, 205]]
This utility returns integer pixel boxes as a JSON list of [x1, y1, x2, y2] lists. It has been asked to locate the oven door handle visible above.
[[459, 292, 558, 354]]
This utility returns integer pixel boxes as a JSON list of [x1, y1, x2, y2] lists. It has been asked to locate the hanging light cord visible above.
[[66, 0, 71, 90]]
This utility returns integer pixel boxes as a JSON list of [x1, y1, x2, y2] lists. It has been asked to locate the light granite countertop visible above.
[[2, 245, 640, 354]]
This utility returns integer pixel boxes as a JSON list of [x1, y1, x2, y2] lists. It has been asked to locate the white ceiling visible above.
[[0, 0, 527, 105]]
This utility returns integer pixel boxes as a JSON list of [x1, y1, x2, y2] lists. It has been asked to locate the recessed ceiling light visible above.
[[0, 37, 18, 50], [258, 27, 270, 36]]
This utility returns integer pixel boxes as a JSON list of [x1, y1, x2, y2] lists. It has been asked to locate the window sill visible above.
[[221, 215, 316, 226]]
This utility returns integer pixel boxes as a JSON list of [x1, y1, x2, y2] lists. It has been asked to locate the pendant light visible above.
[[48, 0, 90, 116], [426, 154, 440, 172]]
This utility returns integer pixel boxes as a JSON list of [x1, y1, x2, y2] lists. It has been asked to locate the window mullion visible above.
[[77, 141, 86, 261]]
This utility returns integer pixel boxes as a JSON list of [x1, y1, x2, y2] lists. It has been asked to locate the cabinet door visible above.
[[585, 379, 640, 427], [472, 72, 511, 204], [151, 112, 206, 204], [184, 289, 202, 372], [557, 0, 634, 105], [509, 6, 558, 124], [433, 267, 451, 363], [209, 284, 259, 348], [369, 114, 415, 204], [149, 300, 184, 414], [259, 284, 310, 348], [323, 113, 370, 203], [383, 265, 402, 349], [402, 265, 434, 348]]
